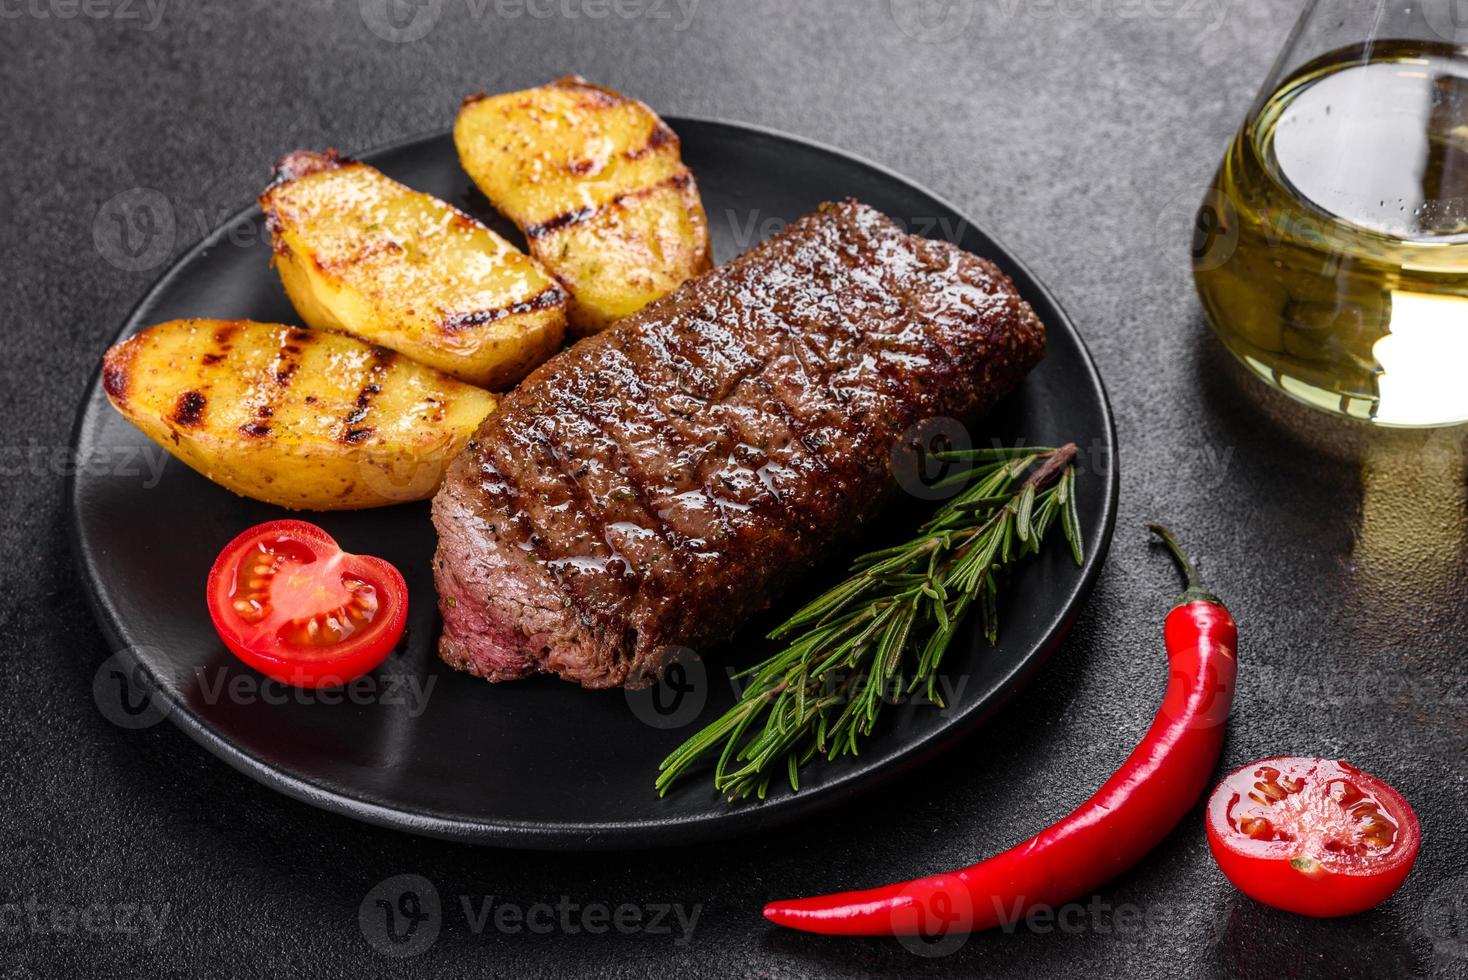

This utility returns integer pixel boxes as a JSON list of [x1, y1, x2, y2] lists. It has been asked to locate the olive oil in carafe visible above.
[[1194, 39, 1468, 426]]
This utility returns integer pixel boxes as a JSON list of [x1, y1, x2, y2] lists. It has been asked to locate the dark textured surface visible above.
[[3, 1, 1465, 977]]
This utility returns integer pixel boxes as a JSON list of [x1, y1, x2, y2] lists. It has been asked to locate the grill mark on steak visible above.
[[488, 421, 631, 620], [433, 199, 1047, 688], [536, 358, 695, 567], [537, 407, 682, 590], [568, 340, 731, 551], [598, 335, 742, 548]]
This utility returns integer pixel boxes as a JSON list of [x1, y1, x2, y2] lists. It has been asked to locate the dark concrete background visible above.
[[3, 0, 1466, 976]]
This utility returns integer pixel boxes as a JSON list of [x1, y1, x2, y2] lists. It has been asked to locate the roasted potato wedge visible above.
[[260, 151, 567, 389], [102, 319, 498, 510], [454, 75, 713, 334]]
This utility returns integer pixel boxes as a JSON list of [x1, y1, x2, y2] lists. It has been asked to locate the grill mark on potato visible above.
[[524, 204, 599, 240], [271, 328, 312, 388], [267, 148, 346, 188], [523, 171, 694, 240], [335, 347, 395, 445], [212, 322, 241, 347], [316, 235, 406, 275], [440, 284, 567, 332], [171, 390, 207, 428], [549, 74, 625, 108], [566, 124, 674, 177], [242, 328, 305, 431], [624, 123, 675, 161], [102, 339, 139, 406]]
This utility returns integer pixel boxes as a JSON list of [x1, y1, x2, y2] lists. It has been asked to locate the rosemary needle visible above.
[[656, 443, 1083, 800]]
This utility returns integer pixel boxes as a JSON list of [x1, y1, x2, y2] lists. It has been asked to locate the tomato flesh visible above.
[[207, 520, 408, 688], [1206, 757, 1420, 917]]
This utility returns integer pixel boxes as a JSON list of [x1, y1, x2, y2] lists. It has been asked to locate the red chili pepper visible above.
[[762, 524, 1238, 937]]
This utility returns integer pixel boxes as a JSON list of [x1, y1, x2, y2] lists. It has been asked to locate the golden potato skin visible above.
[[102, 319, 498, 510], [454, 76, 713, 334], [260, 151, 567, 389]]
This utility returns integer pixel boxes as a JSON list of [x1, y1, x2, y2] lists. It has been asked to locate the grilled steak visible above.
[[432, 200, 1046, 689]]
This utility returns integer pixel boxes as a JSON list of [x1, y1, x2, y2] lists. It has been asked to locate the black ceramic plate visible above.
[[70, 119, 1117, 849]]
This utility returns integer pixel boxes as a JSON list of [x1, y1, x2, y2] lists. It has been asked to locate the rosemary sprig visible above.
[[655, 442, 1083, 800]]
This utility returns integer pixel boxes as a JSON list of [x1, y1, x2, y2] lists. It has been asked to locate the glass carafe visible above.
[[1194, 0, 1468, 426]]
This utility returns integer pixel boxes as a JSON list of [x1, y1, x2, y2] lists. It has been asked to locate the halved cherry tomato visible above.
[[206, 520, 408, 688], [1206, 757, 1421, 917]]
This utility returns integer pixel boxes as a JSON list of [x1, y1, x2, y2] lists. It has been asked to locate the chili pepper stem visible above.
[[1148, 523, 1221, 607]]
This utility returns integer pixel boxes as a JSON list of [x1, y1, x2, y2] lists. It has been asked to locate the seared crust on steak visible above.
[[432, 200, 1046, 688]]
